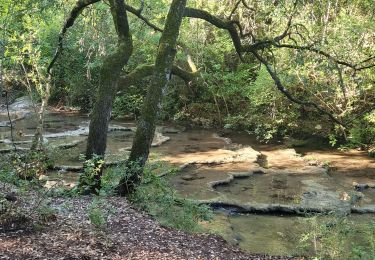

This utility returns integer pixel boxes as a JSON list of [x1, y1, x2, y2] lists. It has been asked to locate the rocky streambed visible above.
[[1, 97, 374, 256]]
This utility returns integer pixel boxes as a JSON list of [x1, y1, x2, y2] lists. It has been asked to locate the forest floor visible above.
[[0, 182, 302, 260]]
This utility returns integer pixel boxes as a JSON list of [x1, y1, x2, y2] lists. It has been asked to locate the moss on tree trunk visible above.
[[117, 0, 187, 195], [81, 0, 133, 193]]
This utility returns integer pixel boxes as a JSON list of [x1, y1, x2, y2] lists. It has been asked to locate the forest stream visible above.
[[0, 103, 374, 257]]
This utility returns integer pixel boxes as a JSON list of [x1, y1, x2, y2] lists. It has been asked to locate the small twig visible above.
[[4, 91, 17, 152]]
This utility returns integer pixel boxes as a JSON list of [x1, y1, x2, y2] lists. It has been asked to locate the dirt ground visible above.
[[0, 184, 300, 260]]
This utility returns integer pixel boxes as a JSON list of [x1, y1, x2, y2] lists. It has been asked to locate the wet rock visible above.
[[241, 186, 252, 192], [209, 172, 253, 189], [353, 182, 375, 191], [151, 132, 170, 147], [44, 180, 58, 189], [351, 205, 375, 213], [253, 169, 266, 174], [212, 133, 232, 145], [302, 191, 317, 198], [55, 138, 86, 149], [181, 174, 204, 181], [0, 121, 8, 127], [300, 179, 352, 214], [184, 144, 200, 152], [160, 126, 185, 134], [203, 200, 335, 215], [8, 96, 33, 110], [272, 175, 288, 189], [108, 125, 135, 132]]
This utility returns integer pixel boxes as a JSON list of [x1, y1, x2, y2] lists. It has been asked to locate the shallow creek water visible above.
[[0, 109, 374, 256]]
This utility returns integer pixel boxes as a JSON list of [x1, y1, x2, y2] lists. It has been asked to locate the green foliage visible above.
[[0, 165, 23, 186], [99, 161, 142, 196], [99, 166, 123, 196], [173, 102, 218, 128], [0, 149, 54, 183], [297, 214, 375, 259], [347, 111, 375, 149], [112, 91, 143, 119], [87, 198, 112, 229], [129, 168, 213, 232], [76, 154, 105, 194], [36, 203, 57, 223]]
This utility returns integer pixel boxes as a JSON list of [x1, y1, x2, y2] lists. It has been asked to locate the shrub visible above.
[[87, 197, 116, 230], [347, 111, 375, 150], [76, 154, 105, 194], [297, 214, 375, 259], [129, 168, 213, 232], [112, 91, 143, 119]]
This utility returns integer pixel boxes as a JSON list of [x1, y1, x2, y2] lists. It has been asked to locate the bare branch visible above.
[[272, 43, 375, 71], [251, 50, 344, 126], [241, 0, 255, 11], [47, 0, 101, 75], [124, 3, 163, 32], [358, 55, 375, 64], [228, 0, 242, 20], [184, 7, 243, 56], [274, 0, 298, 42]]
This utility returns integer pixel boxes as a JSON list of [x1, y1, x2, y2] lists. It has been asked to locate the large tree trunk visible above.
[[117, 0, 187, 195], [81, 0, 132, 193]]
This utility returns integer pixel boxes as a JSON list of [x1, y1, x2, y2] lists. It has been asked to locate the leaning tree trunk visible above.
[[117, 0, 187, 195], [31, 80, 50, 151], [80, 0, 132, 193]]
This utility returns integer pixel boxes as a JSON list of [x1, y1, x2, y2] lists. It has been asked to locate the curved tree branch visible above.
[[124, 3, 163, 32], [47, 0, 101, 74], [228, 0, 242, 20], [272, 43, 375, 71], [184, 7, 243, 57], [251, 50, 344, 126], [118, 63, 198, 91], [124, 2, 373, 126]]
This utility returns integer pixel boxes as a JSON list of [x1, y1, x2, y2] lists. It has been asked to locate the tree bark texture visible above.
[[118, 0, 187, 195], [86, 0, 133, 159], [82, 0, 132, 193]]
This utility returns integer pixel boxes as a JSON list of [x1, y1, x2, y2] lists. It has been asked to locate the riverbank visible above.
[[0, 182, 299, 260]]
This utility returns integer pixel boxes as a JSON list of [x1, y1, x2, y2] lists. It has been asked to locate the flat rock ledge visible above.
[[53, 159, 128, 172], [198, 200, 375, 216]]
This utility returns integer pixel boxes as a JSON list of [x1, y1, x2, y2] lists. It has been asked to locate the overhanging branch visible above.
[[118, 63, 198, 91], [47, 0, 101, 74], [251, 50, 344, 126], [124, 3, 163, 32], [273, 44, 375, 71]]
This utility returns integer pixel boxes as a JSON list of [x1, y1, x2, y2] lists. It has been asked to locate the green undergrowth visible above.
[[297, 213, 375, 259], [128, 169, 213, 233], [100, 160, 213, 233]]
